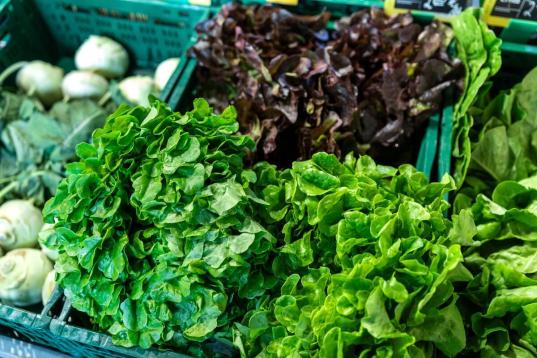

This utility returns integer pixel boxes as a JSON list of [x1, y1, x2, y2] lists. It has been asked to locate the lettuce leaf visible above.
[[450, 8, 502, 187], [236, 153, 470, 357]]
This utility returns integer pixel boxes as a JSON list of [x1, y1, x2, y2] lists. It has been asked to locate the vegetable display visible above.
[[0, 30, 181, 313], [0, 35, 180, 206], [3, 3, 537, 358], [191, 5, 462, 166], [448, 28, 537, 356], [42, 98, 472, 357]]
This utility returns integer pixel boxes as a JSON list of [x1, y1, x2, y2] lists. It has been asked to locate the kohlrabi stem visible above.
[[0, 182, 17, 201], [26, 86, 45, 111], [0, 170, 48, 200], [98, 91, 112, 107], [0, 175, 19, 185], [0, 61, 28, 86]]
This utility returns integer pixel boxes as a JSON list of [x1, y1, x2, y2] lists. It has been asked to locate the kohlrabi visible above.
[[0, 200, 43, 251], [16, 61, 64, 106], [118, 75, 157, 106], [62, 70, 108, 100], [75, 35, 129, 78], [0, 249, 52, 306], [154, 57, 180, 91]]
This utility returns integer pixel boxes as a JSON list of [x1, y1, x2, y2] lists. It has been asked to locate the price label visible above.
[[483, 0, 537, 26], [492, 0, 537, 20], [397, 0, 466, 14], [385, 0, 477, 16], [189, 0, 211, 6], [268, 0, 299, 5]]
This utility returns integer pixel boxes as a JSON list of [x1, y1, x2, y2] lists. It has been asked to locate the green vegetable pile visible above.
[[43, 97, 514, 357], [451, 178, 537, 356], [449, 10, 537, 358], [43, 98, 280, 354], [37, 6, 537, 358], [235, 154, 468, 357]]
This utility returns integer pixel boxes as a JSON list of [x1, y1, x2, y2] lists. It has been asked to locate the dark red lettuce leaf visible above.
[[189, 5, 463, 167]]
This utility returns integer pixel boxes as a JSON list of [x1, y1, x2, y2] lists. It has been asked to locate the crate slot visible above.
[[155, 18, 187, 29], [97, 8, 149, 23], [62, 4, 90, 14]]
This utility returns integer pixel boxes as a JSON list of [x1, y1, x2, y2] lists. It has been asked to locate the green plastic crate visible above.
[[14, 288, 191, 358], [0, 0, 209, 103]]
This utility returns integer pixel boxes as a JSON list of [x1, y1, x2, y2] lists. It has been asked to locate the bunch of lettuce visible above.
[[235, 153, 471, 357], [451, 177, 537, 356], [454, 67, 537, 211], [42, 98, 280, 355], [191, 5, 462, 167], [450, 9, 502, 187]]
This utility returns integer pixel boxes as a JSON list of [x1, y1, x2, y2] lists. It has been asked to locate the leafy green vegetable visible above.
[[451, 177, 537, 356], [454, 67, 537, 212], [450, 8, 502, 187], [43, 98, 280, 355], [0, 91, 109, 205], [235, 153, 470, 357]]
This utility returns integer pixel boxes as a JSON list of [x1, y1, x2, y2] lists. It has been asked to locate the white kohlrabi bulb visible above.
[[119, 76, 157, 106], [154, 58, 180, 91], [75, 35, 129, 78], [0, 249, 52, 306], [62, 70, 108, 99], [16, 61, 64, 106], [0, 200, 43, 251]]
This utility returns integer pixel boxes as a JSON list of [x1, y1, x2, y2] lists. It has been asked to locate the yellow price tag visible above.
[[384, 0, 405, 15], [268, 0, 299, 5], [189, 0, 211, 6], [482, 0, 513, 27]]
